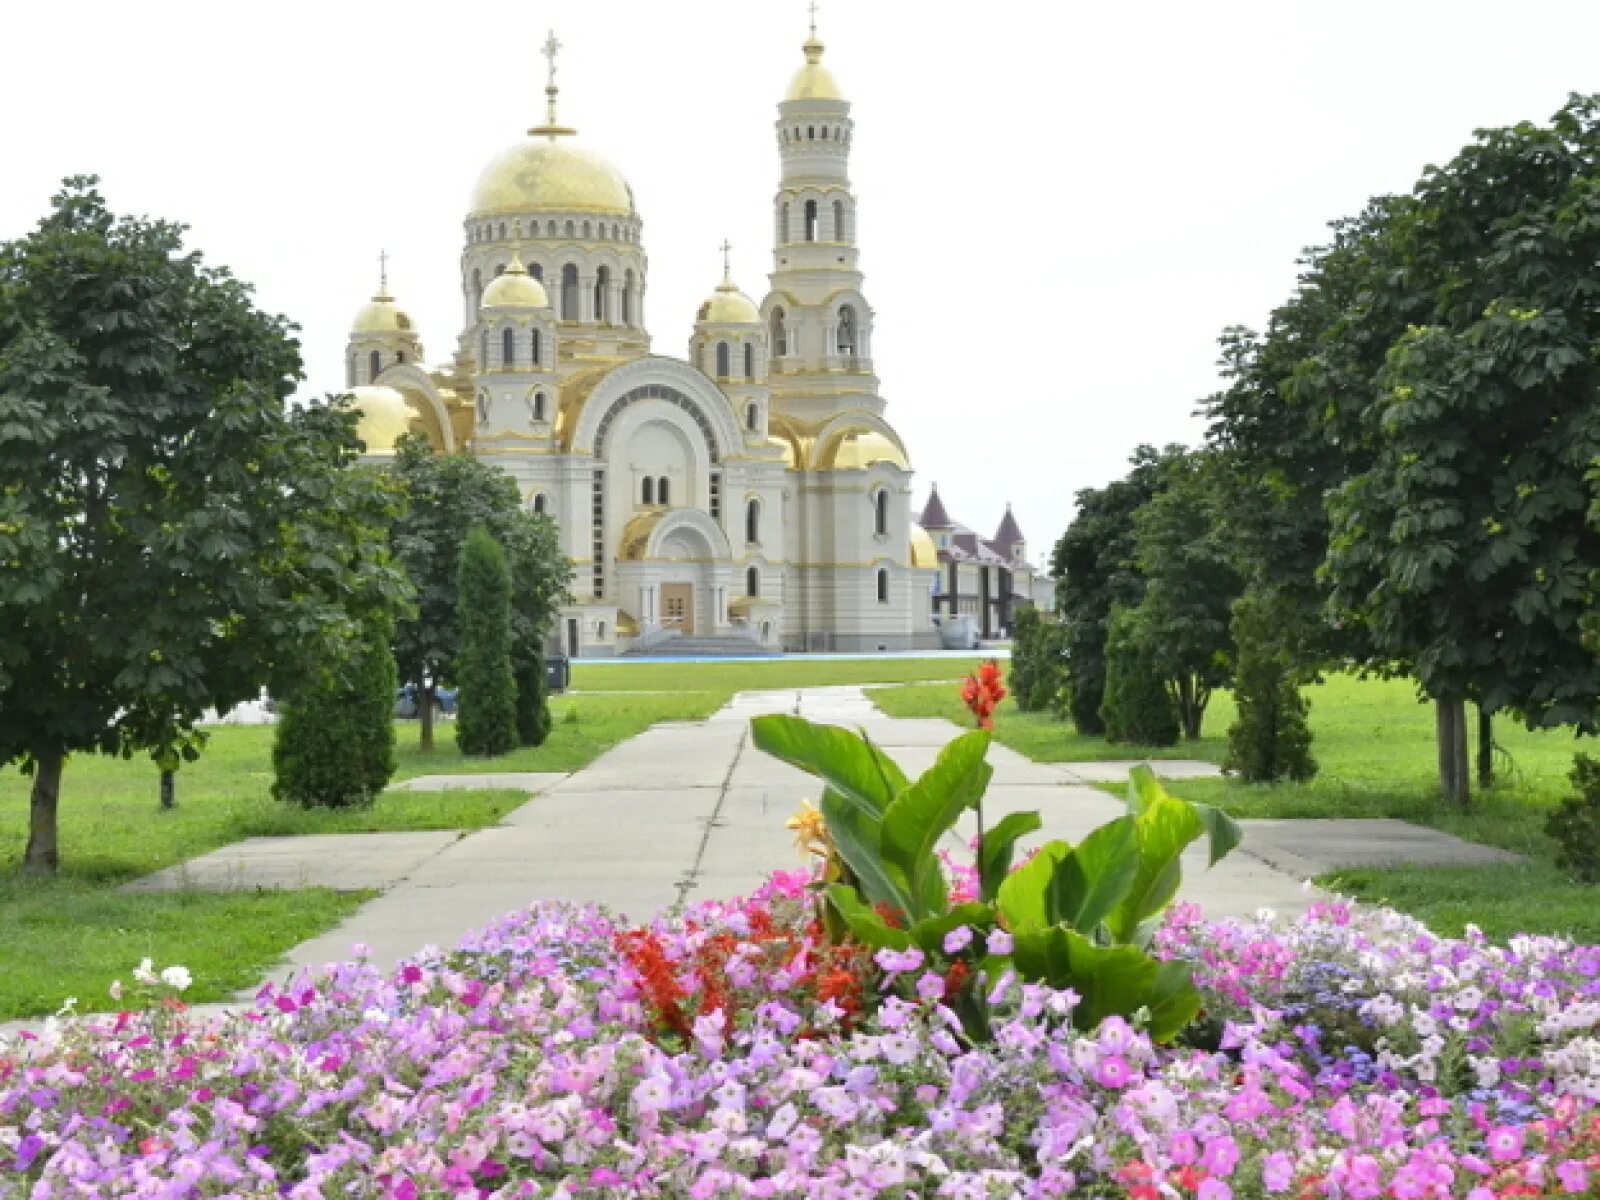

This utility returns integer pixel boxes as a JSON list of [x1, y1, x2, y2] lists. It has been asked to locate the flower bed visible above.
[[2, 879, 1597, 1197]]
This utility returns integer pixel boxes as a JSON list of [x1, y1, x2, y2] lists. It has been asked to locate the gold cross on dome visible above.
[[542, 30, 562, 89], [719, 239, 733, 279], [378, 248, 389, 290], [808, 0, 819, 36]]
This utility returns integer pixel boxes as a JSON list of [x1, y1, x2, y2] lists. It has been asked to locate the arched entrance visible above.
[[615, 508, 735, 638]]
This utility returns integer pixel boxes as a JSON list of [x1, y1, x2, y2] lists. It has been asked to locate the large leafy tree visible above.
[[1050, 445, 1179, 733], [0, 178, 403, 871]]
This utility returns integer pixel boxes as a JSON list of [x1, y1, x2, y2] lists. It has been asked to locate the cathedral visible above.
[[343, 25, 1032, 656]]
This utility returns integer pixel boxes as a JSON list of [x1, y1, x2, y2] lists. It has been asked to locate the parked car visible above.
[[394, 683, 458, 719]]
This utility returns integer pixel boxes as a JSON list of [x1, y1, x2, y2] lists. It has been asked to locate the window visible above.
[[369, 350, 380, 380], [498, 222, 506, 239], [805, 200, 818, 241], [658, 476, 670, 505], [622, 270, 634, 325], [582, 221, 591, 238], [837, 305, 858, 355], [877, 568, 889, 603], [530, 262, 543, 280], [746, 498, 760, 544], [594, 266, 609, 322], [875, 488, 888, 536], [746, 402, 759, 431], [348, 352, 356, 386], [833, 200, 845, 241], [495, 263, 506, 277], [396, 351, 405, 364], [715, 341, 730, 378], [531, 328, 542, 364], [771, 308, 787, 357], [561, 264, 579, 321], [744, 342, 754, 378], [565, 220, 575, 237], [533, 493, 547, 515], [597, 620, 607, 640], [533, 391, 545, 421], [502, 327, 515, 367], [747, 566, 760, 598], [479, 330, 488, 366], [642, 477, 654, 505], [780, 202, 790, 243], [807, 125, 815, 139], [472, 268, 483, 311]]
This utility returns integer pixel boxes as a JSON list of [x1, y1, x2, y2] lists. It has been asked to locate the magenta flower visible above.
[[1094, 1055, 1132, 1089], [1198, 1180, 1233, 1200], [1262, 1151, 1294, 1193], [1200, 1135, 1240, 1178], [1556, 1160, 1589, 1194], [1487, 1125, 1525, 1163]]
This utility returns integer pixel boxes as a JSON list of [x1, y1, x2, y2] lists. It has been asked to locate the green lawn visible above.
[[873, 672, 1599, 942]]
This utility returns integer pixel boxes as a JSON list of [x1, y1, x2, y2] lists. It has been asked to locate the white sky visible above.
[[5, 0, 1599, 562]]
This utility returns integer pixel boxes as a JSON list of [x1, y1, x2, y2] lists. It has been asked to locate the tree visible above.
[[1099, 606, 1180, 747], [386, 438, 523, 752], [0, 178, 403, 872], [1051, 446, 1177, 733], [504, 511, 570, 747], [1009, 606, 1067, 715], [455, 528, 518, 757], [1225, 592, 1317, 783], [1130, 449, 1241, 738], [272, 607, 399, 807]]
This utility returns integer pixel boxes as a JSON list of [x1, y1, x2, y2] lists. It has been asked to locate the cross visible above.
[[542, 30, 562, 90], [808, 0, 819, 36], [719, 238, 732, 279], [378, 248, 389, 291]]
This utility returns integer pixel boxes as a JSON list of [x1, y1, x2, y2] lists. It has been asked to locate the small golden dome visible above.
[[910, 523, 939, 569], [351, 285, 414, 336], [481, 254, 550, 309], [349, 385, 429, 455], [785, 36, 843, 102], [471, 138, 635, 217], [828, 430, 910, 471], [697, 277, 761, 325]]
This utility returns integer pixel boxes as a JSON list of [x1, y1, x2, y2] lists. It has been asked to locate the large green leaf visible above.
[[819, 789, 913, 917], [1191, 801, 1243, 867], [906, 903, 995, 955], [996, 841, 1071, 931], [826, 884, 911, 951], [1145, 959, 1204, 1043], [978, 810, 1042, 901], [1124, 763, 1166, 815], [1049, 815, 1138, 934], [880, 730, 992, 921], [751, 714, 907, 817], [1009, 926, 1160, 1030], [1105, 795, 1203, 944]]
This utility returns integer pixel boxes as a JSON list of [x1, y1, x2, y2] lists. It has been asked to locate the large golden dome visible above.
[[785, 36, 843, 102], [471, 138, 635, 217]]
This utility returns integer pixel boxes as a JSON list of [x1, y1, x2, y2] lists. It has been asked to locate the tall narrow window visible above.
[[531, 329, 542, 364], [642, 477, 654, 505], [369, 350, 380, 380], [530, 262, 543, 281], [837, 305, 858, 355], [715, 341, 730, 378], [875, 488, 888, 536], [396, 351, 405, 364], [747, 566, 760, 598], [479, 330, 488, 366], [502, 327, 515, 367], [746, 498, 760, 544], [622, 272, 633, 325], [594, 266, 609, 322], [877, 569, 889, 603], [804, 200, 818, 241], [472, 268, 483, 312], [746, 402, 759, 431], [744, 342, 754, 378], [779, 202, 790, 243], [533, 493, 547, 515], [348, 353, 356, 386], [659, 477, 670, 506], [771, 309, 787, 357], [561, 264, 579, 321], [533, 391, 545, 421], [833, 200, 845, 241]]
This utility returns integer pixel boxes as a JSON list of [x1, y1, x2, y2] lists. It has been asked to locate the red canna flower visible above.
[[961, 659, 1007, 729]]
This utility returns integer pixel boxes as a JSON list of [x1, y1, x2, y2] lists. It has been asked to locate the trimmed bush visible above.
[[1099, 605, 1179, 746], [272, 610, 397, 808], [1010, 607, 1069, 715], [515, 646, 553, 748], [455, 528, 518, 757], [1224, 592, 1317, 782], [1547, 754, 1600, 884]]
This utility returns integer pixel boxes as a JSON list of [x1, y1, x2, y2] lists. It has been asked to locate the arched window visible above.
[[747, 566, 760, 598], [533, 391, 545, 421], [876, 568, 889, 603], [658, 476, 671, 505], [746, 402, 759, 431], [594, 266, 609, 322], [531, 328, 542, 364], [807, 125, 815, 139], [715, 341, 730, 378], [744, 342, 754, 378], [622, 270, 634, 325], [582, 221, 591, 238], [495, 263, 506, 277], [472, 268, 483, 311], [642, 477, 654, 505], [561, 264, 579, 321], [804, 200, 818, 241], [369, 350, 380, 380], [596, 620, 607, 640], [746, 498, 760, 544], [479, 330, 488, 366], [348, 352, 356, 386], [397, 351, 405, 364], [533, 493, 547, 515], [565, 220, 575, 237], [771, 308, 787, 357], [498, 222, 506, 239], [529, 262, 543, 281], [874, 488, 888, 536], [837, 304, 858, 355], [780, 202, 790, 243], [833, 200, 845, 241], [502, 327, 515, 367], [820, 126, 828, 140]]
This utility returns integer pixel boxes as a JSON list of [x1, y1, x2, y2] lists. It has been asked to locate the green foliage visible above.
[[505, 512, 570, 748], [1100, 607, 1180, 747], [455, 528, 518, 757], [272, 610, 399, 808], [1009, 607, 1068, 715], [1225, 592, 1317, 782], [1546, 754, 1600, 884], [751, 715, 1241, 1042], [0, 177, 405, 870], [515, 654, 553, 748]]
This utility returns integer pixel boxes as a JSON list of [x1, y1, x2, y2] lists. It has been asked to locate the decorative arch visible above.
[[367, 363, 458, 453], [571, 358, 743, 463], [811, 410, 911, 472], [620, 506, 734, 562]]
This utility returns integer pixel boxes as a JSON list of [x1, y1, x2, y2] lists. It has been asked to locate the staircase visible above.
[[622, 633, 779, 658]]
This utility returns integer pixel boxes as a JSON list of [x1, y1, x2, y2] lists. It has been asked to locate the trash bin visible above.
[[546, 655, 571, 694]]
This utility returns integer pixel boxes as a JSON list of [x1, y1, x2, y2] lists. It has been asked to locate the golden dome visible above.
[[349, 385, 430, 455], [827, 430, 910, 471], [481, 254, 550, 309], [785, 36, 843, 102], [471, 137, 635, 217], [351, 285, 414, 336], [697, 276, 760, 325], [910, 523, 939, 569]]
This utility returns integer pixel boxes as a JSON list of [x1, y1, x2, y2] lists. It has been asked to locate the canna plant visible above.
[[750, 713, 1242, 1042]]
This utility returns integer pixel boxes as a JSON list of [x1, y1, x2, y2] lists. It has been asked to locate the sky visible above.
[[5, 0, 1600, 564]]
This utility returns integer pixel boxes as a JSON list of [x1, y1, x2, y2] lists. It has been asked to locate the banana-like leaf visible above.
[[906, 903, 995, 955], [820, 789, 913, 917], [996, 841, 1071, 932], [751, 714, 908, 818], [978, 811, 1043, 901], [1125, 764, 1166, 815], [1049, 815, 1138, 934], [826, 883, 911, 951], [880, 730, 991, 921], [1009, 925, 1160, 1031], [1191, 801, 1243, 867], [1145, 959, 1204, 1043], [1105, 795, 1203, 944]]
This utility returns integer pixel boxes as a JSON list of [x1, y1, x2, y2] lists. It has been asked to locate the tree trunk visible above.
[[419, 681, 436, 753], [1477, 707, 1493, 789], [24, 752, 63, 874], [160, 768, 176, 810], [1436, 697, 1470, 809]]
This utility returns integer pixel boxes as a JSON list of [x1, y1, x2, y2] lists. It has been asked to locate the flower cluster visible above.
[[961, 659, 1007, 730], [2, 893, 1598, 1197]]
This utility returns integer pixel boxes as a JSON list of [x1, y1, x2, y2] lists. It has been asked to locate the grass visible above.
[[874, 671, 1600, 942]]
